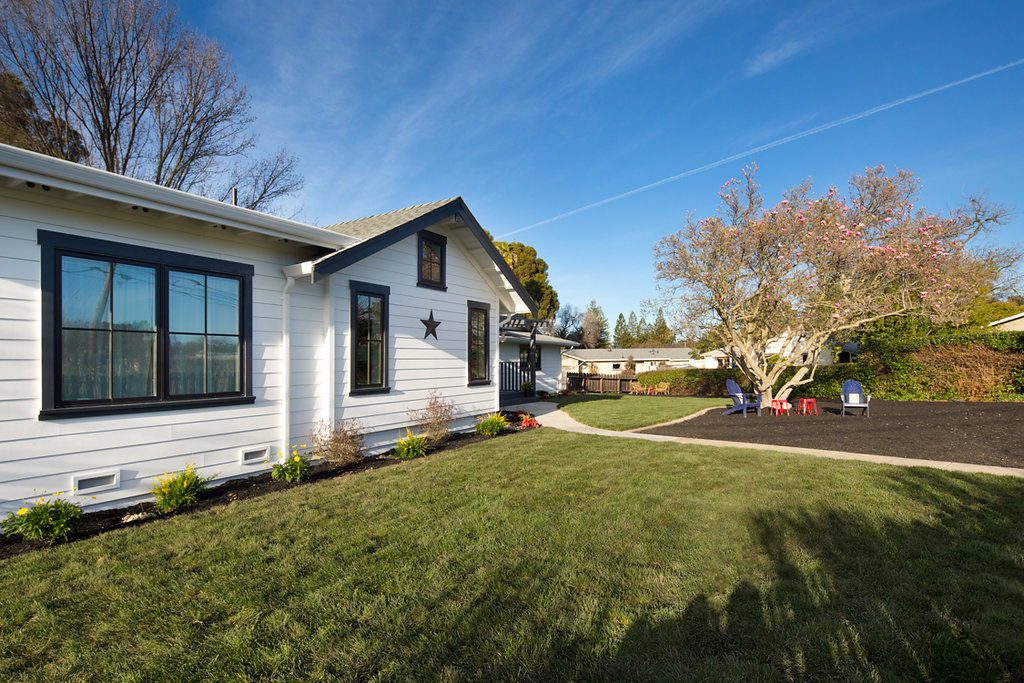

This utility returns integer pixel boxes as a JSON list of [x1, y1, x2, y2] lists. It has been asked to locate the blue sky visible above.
[[179, 0, 1024, 324]]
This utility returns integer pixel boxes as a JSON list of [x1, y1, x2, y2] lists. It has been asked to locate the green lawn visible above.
[[2, 429, 1023, 681], [547, 393, 726, 430]]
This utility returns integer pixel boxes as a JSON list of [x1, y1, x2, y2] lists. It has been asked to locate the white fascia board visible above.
[[989, 311, 1024, 326], [0, 143, 356, 249]]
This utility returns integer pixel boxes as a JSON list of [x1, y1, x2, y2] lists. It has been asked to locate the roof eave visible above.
[[0, 143, 353, 249]]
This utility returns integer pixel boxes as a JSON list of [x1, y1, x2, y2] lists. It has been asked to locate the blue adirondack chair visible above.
[[724, 378, 761, 417], [841, 379, 870, 417]]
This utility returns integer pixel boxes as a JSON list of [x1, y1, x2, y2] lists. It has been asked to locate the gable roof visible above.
[[322, 198, 456, 241], [563, 347, 695, 362], [311, 197, 538, 316]]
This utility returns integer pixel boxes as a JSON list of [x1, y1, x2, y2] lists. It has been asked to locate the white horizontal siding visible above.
[[0, 185, 315, 511], [0, 186, 513, 512]]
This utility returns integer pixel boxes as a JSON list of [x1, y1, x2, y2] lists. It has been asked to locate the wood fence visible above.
[[565, 372, 637, 394]]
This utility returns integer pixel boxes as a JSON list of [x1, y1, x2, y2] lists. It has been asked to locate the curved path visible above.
[[528, 402, 1024, 479]]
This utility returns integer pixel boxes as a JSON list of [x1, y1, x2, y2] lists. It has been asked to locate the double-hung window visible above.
[[467, 300, 490, 385], [350, 280, 390, 394], [39, 230, 253, 418], [417, 230, 446, 290]]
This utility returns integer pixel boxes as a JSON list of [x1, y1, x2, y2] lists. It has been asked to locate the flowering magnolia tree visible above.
[[653, 165, 1010, 407]]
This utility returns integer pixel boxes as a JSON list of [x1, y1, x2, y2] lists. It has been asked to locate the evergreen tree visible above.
[[626, 312, 640, 347], [649, 308, 675, 346], [613, 313, 633, 348]]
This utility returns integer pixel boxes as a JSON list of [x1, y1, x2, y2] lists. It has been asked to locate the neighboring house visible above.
[[988, 312, 1024, 332], [561, 347, 696, 375], [498, 315, 578, 395], [0, 143, 536, 512]]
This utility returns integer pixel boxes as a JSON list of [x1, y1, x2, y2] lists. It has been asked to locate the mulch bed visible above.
[[639, 399, 1024, 469], [0, 428, 523, 561]]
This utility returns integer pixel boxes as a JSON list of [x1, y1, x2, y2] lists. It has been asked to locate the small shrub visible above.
[[475, 411, 508, 436], [408, 390, 458, 446], [151, 464, 211, 513], [520, 380, 534, 393], [394, 429, 429, 459], [2, 497, 82, 544], [519, 413, 539, 429], [310, 418, 367, 465], [272, 453, 313, 482]]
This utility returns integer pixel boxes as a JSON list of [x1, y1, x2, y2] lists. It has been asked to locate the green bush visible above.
[[1, 497, 82, 544], [636, 368, 748, 396], [394, 429, 429, 459], [777, 363, 876, 400], [151, 464, 212, 513], [475, 412, 509, 436], [272, 453, 314, 482]]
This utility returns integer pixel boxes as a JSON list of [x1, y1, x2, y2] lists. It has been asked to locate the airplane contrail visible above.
[[497, 57, 1024, 239]]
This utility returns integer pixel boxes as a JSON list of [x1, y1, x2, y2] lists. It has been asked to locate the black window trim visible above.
[[519, 343, 540, 371], [416, 229, 447, 291], [467, 299, 491, 386], [38, 229, 254, 420], [349, 279, 391, 396]]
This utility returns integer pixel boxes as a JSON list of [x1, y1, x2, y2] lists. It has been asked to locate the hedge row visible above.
[[635, 368, 750, 396], [636, 331, 1024, 401]]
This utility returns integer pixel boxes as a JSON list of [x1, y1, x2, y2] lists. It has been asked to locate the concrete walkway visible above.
[[528, 401, 1024, 479]]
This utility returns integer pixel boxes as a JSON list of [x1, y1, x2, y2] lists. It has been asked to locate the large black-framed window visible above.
[[467, 300, 490, 385], [38, 230, 254, 419], [519, 343, 540, 370], [417, 230, 446, 290], [350, 280, 390, 395]]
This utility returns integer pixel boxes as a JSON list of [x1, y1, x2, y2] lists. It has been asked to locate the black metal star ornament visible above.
[[421, 310, 441, 339]]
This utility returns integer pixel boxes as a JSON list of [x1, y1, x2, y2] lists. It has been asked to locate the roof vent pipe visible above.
[[231, 187, 238, 206]]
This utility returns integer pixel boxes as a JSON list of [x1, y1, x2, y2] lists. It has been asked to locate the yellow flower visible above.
[[293, 456, 301, 462], [301, 444, 307, 448], [292, 449, 297, 455], [16, 507, 28, 516]]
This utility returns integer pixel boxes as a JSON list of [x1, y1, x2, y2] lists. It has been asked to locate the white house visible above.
[[498, 316, 578, 396], [561, 347, 696, 375], [988, 311, 1024, 332], [0, 143, 536, 512]]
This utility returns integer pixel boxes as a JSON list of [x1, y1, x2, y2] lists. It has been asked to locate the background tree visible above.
[[0, 71, 87, 161], [613, 313, 633, 348], [551, 303, 583, 343], [0, 0, 302, 214], [626, 312, 641, 345], [653, 164, 1014, 407], [489, 239, 559, 320], [580, 300, 610, 349], [645, 308, 675, 346]]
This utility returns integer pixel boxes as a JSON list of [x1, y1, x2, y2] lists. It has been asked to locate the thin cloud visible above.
[[745, 40, 813, 77], [498, 57, 1024, 239]]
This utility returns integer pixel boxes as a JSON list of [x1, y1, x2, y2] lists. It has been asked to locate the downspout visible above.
[[280, 260, 314, 458], [281, 275, 295, 460], [323, 275, 335, 424]]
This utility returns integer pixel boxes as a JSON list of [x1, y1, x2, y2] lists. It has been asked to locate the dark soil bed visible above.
[[639, 399, 1024, 468], [0, 428, 522, 561]]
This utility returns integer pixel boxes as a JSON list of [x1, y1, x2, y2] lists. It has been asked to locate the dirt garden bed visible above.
[[639, 399, 1024, 468], [0, 428, 523, 561]]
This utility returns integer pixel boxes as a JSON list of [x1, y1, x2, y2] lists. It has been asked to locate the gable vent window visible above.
[[72, 469, 120, 494], [417, 230, 446, 290]]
